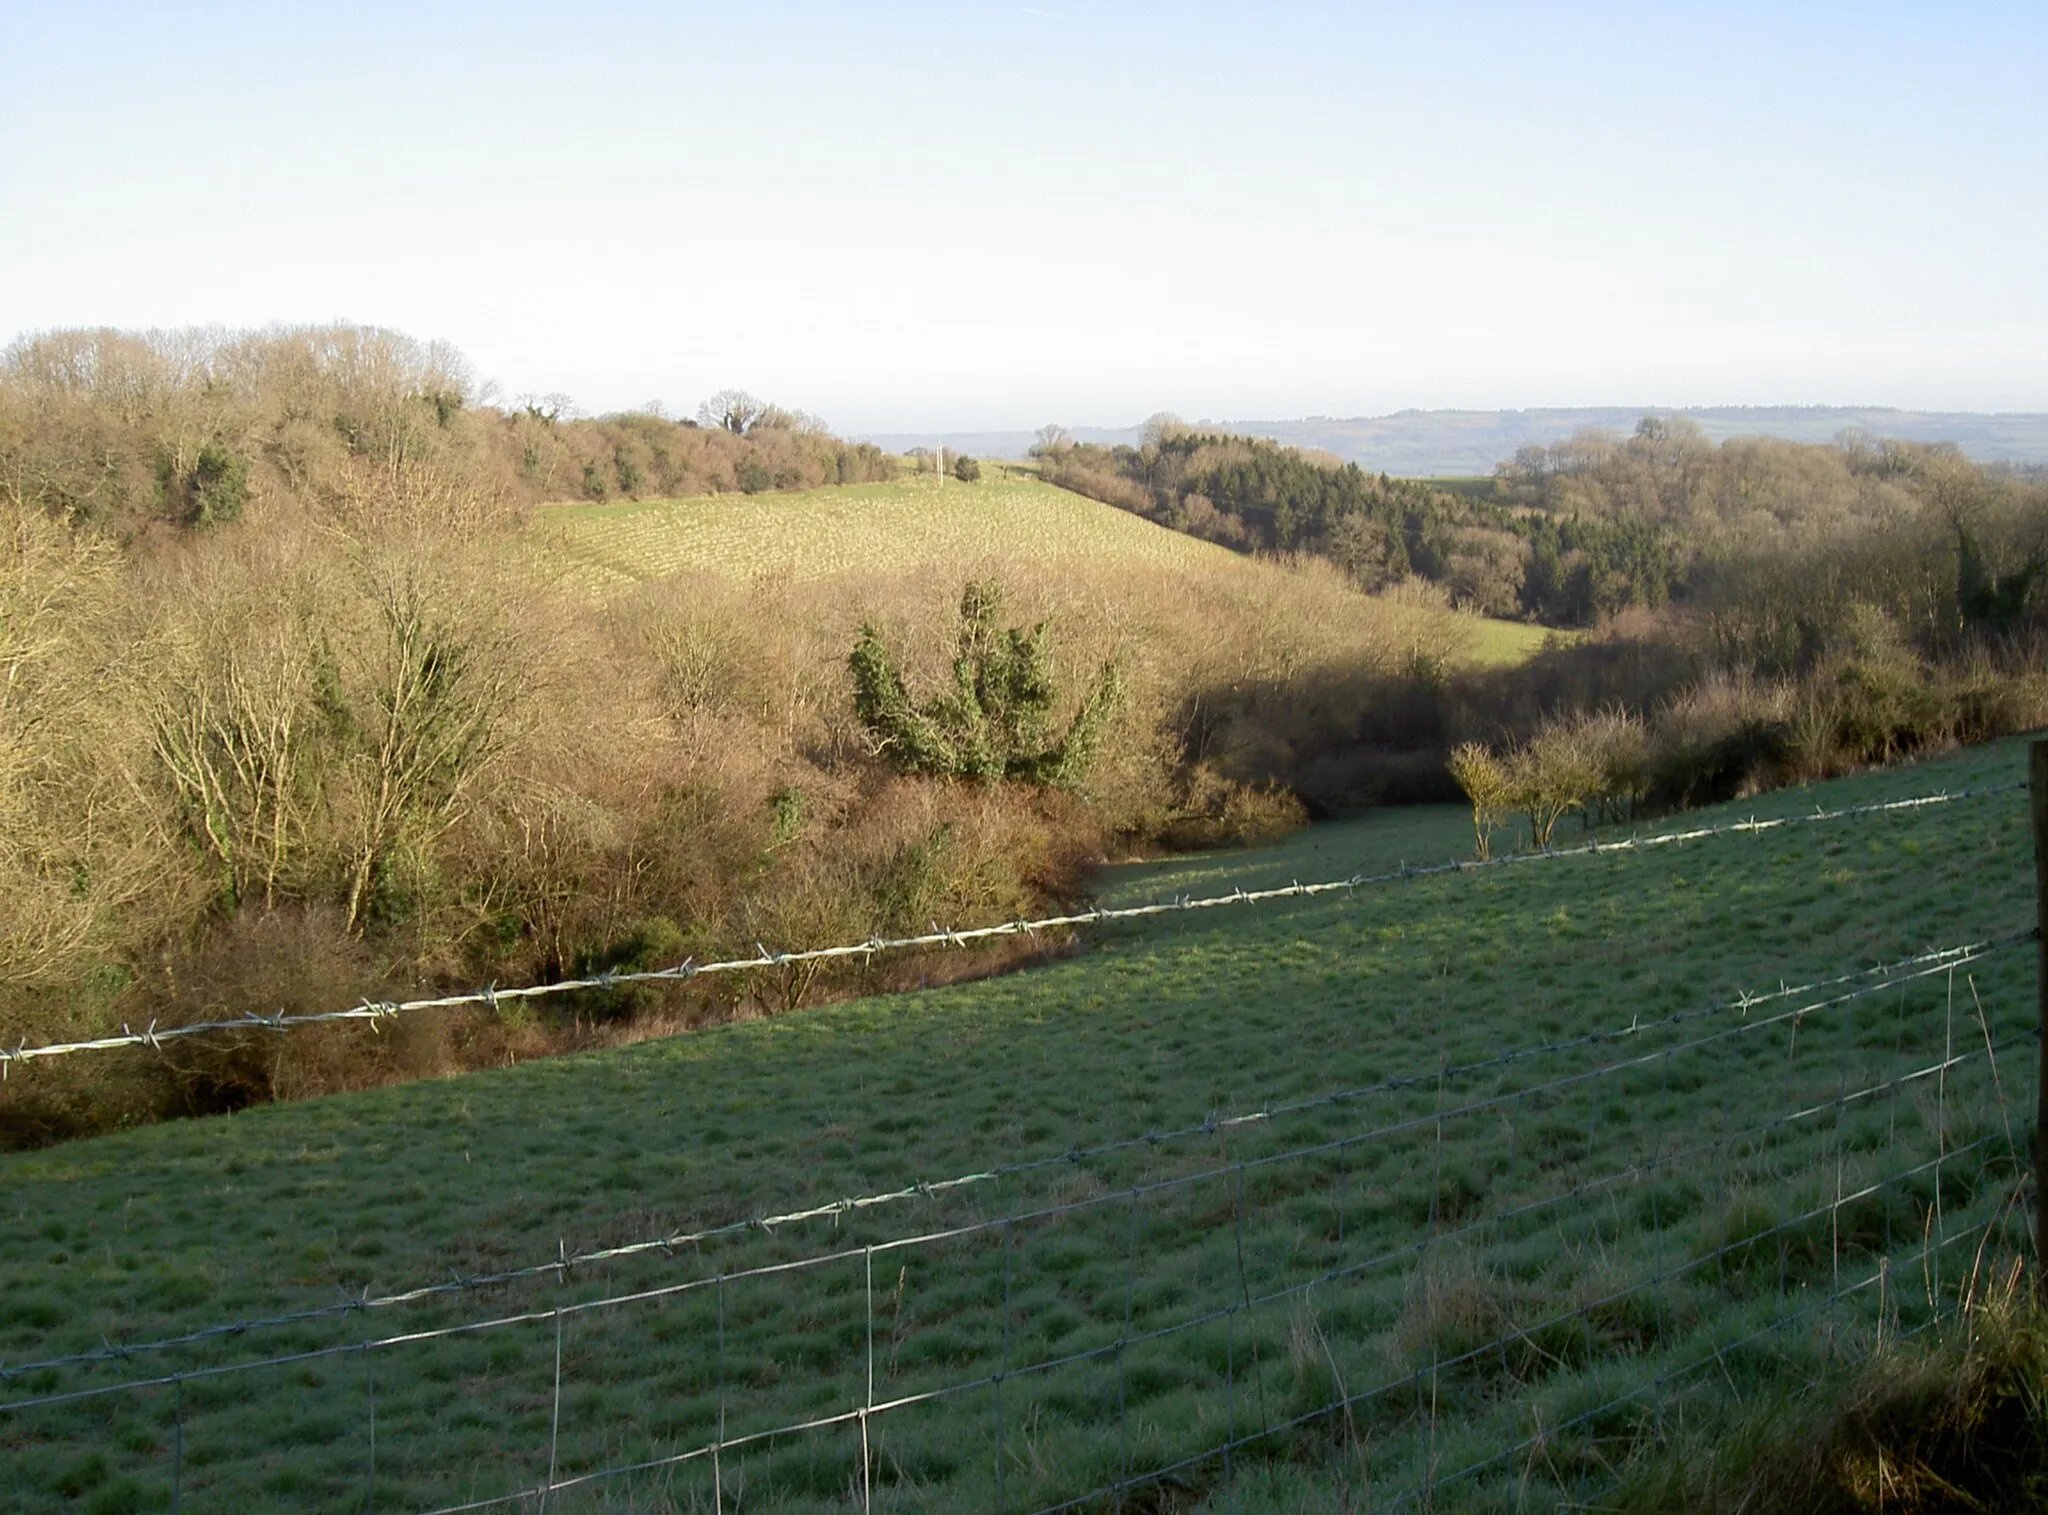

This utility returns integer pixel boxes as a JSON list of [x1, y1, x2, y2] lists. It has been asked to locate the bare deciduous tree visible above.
[[697, 389, 770, 436], [338, 548, 525, 931], [149, 572, 327, 912]]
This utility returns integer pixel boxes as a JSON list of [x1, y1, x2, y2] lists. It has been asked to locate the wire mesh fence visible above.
[[3, 929, 2031, 1513]]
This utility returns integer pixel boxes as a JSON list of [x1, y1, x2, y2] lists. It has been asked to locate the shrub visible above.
[[1574, 705, 1652, 825], [187, 443, 249, 525], [1449, 707, 1650, 855], [1446, 742, 1513, 860], [951, 453, 981, 483], [1648, 674, 1793, 809], [849, 580, 1122, 791], [142, 906, 424, 1113], [1508, 723, 1603, 849], [1159, 764, 1308, 851]]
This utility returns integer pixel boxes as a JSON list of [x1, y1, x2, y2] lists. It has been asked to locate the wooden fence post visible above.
[[2030, 740, 2048, 1278]]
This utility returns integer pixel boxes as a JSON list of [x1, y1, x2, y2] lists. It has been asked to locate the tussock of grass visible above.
[[1613, 1259, 2048, 1514]]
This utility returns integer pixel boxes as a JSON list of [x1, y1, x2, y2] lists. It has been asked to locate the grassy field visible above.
[[529, 473, 1547, 668], [0, 736, 2034, 1511], [531, 474, 1247, 592], [1459, 615, 1554, 667]]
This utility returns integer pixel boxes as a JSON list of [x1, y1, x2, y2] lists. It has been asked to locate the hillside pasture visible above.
[[0, 737, 2034, 1512], [1459, 614, 1555, 668], [529, 474, 1542, 674], [532, 474, 1249, 593]]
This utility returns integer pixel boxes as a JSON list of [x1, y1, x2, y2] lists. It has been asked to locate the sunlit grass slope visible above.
[[529, 472, 1544, 666], [1461, 613, 1555, 667], [532, 472, 1248, 591], [1, 738, 2033, 1511]]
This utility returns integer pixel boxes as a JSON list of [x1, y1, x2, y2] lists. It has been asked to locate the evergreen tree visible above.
[[849, 581, 1122, 789]]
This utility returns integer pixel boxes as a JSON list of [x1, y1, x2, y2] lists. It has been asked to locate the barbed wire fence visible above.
[[3, 927, 2032, 1513], [0, 939, 2007, 1382], [0, 781, 2020, 1075]]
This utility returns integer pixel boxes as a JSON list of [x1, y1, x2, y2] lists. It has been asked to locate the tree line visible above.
[[1032, 416, 2048, 636], [0, 326, 893, 540], [1030, 418, 2048, 835]]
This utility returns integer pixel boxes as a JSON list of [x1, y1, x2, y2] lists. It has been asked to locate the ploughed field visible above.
[[0, 738, 2033, 1512]]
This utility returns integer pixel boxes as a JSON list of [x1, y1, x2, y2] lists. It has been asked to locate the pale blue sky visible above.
[[2, 2, 2042, 429]]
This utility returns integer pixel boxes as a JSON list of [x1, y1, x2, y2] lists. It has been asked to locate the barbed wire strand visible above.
[[949, 1049, 2002, 1416], [1380, 1211, 2025, 1512], [1, 1007, 2012, 1421], [1390, 1177, 2037, 1510], [347, 1089, 2004, 1513], [1029, 1203, 2007, 1515], [0, 781, 2015, 1073], [412, 1135, 2004, 1515], [1, 1041, 2011, 1510], [2, 934, 2014, 1387]]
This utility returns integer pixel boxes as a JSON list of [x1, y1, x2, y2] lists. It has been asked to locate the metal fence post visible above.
[[170, 1374, 184, 1515], [2029, 740, 2048, 1281]]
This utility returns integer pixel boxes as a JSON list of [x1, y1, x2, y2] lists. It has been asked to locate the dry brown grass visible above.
[[1615, 1258, 2048, 1514]]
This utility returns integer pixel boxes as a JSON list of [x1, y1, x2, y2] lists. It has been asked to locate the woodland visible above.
[[4, 325, 2046, 1142]]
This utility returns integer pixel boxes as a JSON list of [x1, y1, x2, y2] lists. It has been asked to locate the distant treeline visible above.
[[0, 326, 892, 538], [1035, 418, 2048, 637], [1035, 418, 2048, 829]]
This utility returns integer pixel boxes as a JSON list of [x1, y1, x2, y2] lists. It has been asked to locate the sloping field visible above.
[[530, 472, 1548, 667], [1461, 614, 1553, 667], [531, 474, 1250, 593], [1, 739, 2034, 1512]]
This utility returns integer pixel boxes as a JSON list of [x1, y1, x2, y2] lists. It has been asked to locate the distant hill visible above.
[[861, 426, 1146, 461], [866, 407, 2048, 477]]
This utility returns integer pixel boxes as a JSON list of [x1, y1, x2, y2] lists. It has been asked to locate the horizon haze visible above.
[[2, 2, 2044, 431], [866, 405, 2048, 477]]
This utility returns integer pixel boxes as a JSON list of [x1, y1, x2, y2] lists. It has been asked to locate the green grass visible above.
[[530, 473, 1248, 592], [529, 473, 1544, 667], [1, 738, 2037, 1511], [1457, 615, 1557, 668]]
